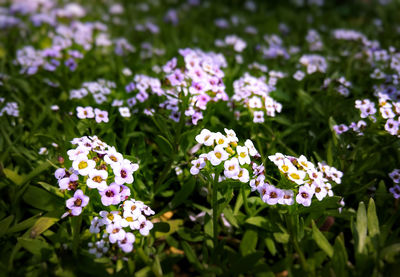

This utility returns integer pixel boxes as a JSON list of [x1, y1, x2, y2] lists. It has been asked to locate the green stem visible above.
[[241, 186, 251, 216], [286, 214, 312, 275], [212, 171, 219, 262]]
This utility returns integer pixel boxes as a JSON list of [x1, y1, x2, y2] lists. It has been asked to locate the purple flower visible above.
[[389, 185, 400, 199], [333, 124, 349, 135], [296, 185, 314, 207], [260, 184, 283, 205], [100, 183, 121, 206], [66, 189, 89, 216]]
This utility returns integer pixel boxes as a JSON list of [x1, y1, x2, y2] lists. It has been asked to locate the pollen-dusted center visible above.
[[93, 176, 102, 183], [74, 198, 82, 206], [215, 152, 222, 159], [78, 161, 88, 169]]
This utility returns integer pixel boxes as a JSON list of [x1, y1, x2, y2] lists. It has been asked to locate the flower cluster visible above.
[[70, 79, 116, 104], [54, 136, 153, 255], [54, 136, 139, 215], [323, 76, 352, 97], [88, 199, 154, 255], [299, 54, 328, 74], [264, 153, 343, 206], [160, 48, 229, 124], [215, 35, 247, 53], [0, 97, 19, 117], [190, 128, 260, 183], [232, 73, 282, 123], [76, 106, 109, 123]]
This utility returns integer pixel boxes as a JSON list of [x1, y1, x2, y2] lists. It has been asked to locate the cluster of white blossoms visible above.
[[190, 128, 260, 183], [54, 136, 153, 255], [265, 153, 343, 206], [0, 97, 19, 117], [88, 199, 154, 256], [232, 73, 282, 123]]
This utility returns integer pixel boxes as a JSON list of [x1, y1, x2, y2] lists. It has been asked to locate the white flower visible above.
[[208, 145, 229, 166], [245, 139, 258, 156], [224, 158, 240, 179], [87, 169, 108, 190], [190, 158, 206, 175], [236, 145, 250, 165], [195, 129, 215, 146], [76, 106, 95, 119], [72, 154, 96, 176], [214, 132, 229, 148], [119, 107, 131, 117], [104, 148, 124, 166], [287, 168, 306, 185], [224, 128, 238, 143]]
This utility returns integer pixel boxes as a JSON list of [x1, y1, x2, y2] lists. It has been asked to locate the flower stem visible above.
[[212, 171, 219, 262]]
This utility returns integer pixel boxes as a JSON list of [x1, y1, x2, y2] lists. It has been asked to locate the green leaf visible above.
[[155, 219, 183, 238], [29, 210, 63, 238], [152, 222, 170, 234], [154, 135, 174, 156], [0, 215, 14, 237], [22, 185, 63, 211], [37, 181, 64, 198], [332, 234, 348, 277], [7, 214, 41, 234], [264, 237, 277, 256], [356, 201, 368, 254], [18, 237, 56, 262], [245, 216, 271, 229], [311, 220, 333, 258], [240, 229, 258, 255], [177, 228, 204, 242], [381, 243, 400, 263], [168, 178, 196, 210], [181, 241, 202, 270], [2, 168, 24, 186], [273, 232, 290, 244], [222, 206, 239, 228], [367, 198, 380, 239]]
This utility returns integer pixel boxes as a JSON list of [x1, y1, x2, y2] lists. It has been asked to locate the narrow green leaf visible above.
[[312, 220, 333, 258], [155, 219, 183, 238], [7, 214, 41, 234], [22, 185, 63, 211], [154, 135, 174, 156], [264, 237, 277, 256], [30, 210, 63, 238], [356, 201, 368, 254], [332, 234, 348, 277], [0, 215, 14, 237], [367, 198, 380, 238]]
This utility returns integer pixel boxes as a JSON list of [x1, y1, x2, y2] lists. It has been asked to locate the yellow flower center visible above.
[[93, 176, 102, 183], [240, 152, 246, 158], [218, 138, 224, 144], [215, 152, 222, 159], [107, 214, 114, 221], [281, 165, 289, 172], [126, 217, 133, 222], [78, 161, 88, 169], [290, 173, 300, 180]]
